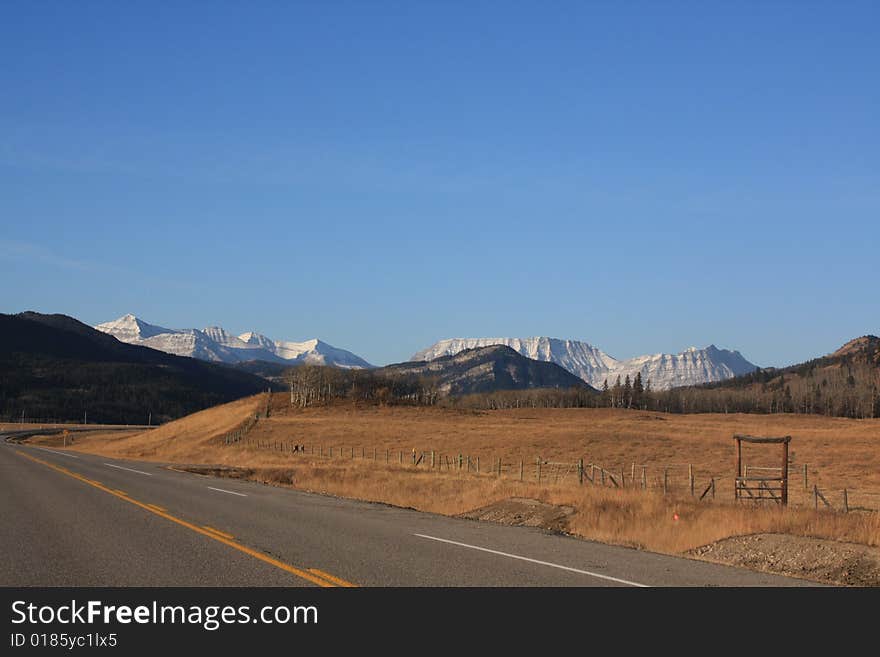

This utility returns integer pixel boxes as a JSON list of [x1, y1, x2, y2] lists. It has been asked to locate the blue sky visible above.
[[1, 1, 877, 366]]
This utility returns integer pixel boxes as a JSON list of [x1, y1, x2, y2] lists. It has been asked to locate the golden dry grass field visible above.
[[54, 394, 880, 559], [251, 399, 880, 505]]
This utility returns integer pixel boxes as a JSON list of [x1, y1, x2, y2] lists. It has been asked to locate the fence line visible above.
[[220, 393, 271, 446], [219, 430, 875, 513], [221, 438, 733, 503]]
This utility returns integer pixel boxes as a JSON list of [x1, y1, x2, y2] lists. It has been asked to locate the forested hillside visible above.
[[596, 336, 879, 418], [0, 312, 274, 424]]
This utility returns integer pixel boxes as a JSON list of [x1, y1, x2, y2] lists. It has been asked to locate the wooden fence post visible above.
[[663, 469, 668, 495], [466, 455, 470, 472], [689, 464, 694, 496], [843, 488, 849, 513], [431, 451, 435, 468], [781, 438, 789, 506], [642, 466, 647, 490], [536, 458, 541, 484], [578, 459, 584, 485], [621, 467, 626, 489], [735, 436, 742, 502], [520, 460, 524, 482], [814, 484, 818, 510], [803, 464, 808, 491], [476, 456, 480, 473]]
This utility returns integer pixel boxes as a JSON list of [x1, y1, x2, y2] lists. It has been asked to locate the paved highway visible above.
[[0, 437, 813, 587]]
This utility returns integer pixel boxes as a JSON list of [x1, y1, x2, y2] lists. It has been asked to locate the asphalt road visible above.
[[0, 437, 814, 587]]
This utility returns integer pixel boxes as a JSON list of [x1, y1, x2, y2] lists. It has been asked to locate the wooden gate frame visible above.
[[734, 434, 791, 506]]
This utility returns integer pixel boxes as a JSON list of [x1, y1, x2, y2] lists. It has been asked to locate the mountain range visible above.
[[95, 314, 372, 369], [411, 337, 757, 390], [94, 316, 758, 390], [3, 309, 873, 419]]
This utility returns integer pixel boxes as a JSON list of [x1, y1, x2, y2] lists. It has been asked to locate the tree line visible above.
[[281, 360, 879, 419], [285, 365, 441, 407], [646, 361, 879, 418], [591, 360, 879, 419]]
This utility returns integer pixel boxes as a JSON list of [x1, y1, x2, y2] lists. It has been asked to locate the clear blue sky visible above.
[[1, 1, 877, 367]]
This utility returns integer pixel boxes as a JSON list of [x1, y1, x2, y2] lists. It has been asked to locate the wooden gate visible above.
[[733, 434, 791, 506]]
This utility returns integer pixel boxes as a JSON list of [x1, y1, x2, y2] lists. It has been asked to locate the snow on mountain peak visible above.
[[95, 314, 170, 341], [411, 337, 618, 384], [238, 331, 276, 350], [412, 337, 757, 390], [202, 326, 251, 349], [273, 338, 321, 360], [94, 314, 372, 369]]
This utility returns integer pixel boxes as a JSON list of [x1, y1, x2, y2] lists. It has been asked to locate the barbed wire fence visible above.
[[219, 411, 877, 514]]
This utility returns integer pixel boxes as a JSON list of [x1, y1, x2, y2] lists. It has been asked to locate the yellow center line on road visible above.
[[308, 568, 357, 588], [202, 525, 235, 540], [15, 449, 357, 588]]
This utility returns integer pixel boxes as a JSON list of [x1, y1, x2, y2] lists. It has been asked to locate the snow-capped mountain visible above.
[[619, 345, 757, 390], [95, 314, 372, 369], [411, 337, 756, 390], [412, 337, 617, 385], [384, 345, 592, 396]]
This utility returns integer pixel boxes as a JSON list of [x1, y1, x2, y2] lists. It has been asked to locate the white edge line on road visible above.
[[37, 447, 80, 459], [414, 534, 649, 587], [207, 486, 248, 497], [104, 462, 152, 476]]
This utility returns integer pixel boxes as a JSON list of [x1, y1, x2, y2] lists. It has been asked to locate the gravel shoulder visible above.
[[689, 533, 880, 586]]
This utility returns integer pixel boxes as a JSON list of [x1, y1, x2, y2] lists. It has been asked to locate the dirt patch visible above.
[[172, 465, 296, 486], [689, 533, 880, 586], [172, 465, 255, 479], [459, 497, 575, 533]]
